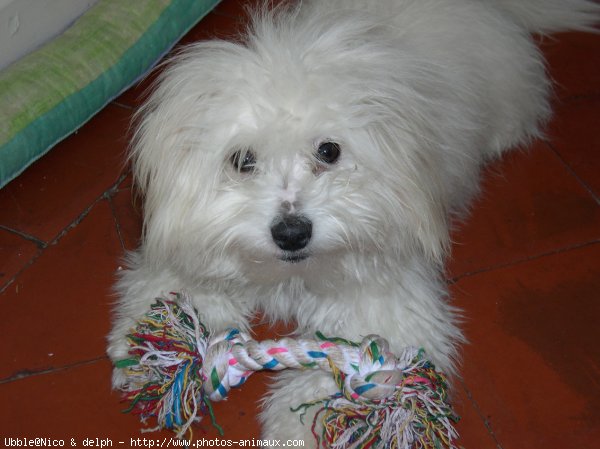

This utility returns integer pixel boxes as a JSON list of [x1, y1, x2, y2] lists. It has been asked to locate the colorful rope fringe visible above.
[[116, 294, 459, 448]]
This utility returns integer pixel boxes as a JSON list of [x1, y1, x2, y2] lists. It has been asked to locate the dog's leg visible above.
[[260, 370, 338, 447], [107, 261, 250, 389]]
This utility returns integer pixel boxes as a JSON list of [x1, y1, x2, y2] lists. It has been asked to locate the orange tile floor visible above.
[[1, 1, 599, 448]]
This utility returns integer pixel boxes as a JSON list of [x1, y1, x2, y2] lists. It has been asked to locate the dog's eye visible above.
[[230, 149, 256, 173], [316, 141, 341, 164]]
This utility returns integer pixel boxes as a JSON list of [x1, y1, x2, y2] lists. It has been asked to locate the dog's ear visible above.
[[408, 194, 450, 265], [129, 44, 232, 198], [367, 126, 450, 265], [127, 42, 238, 259], [393, 173, 450, 265]]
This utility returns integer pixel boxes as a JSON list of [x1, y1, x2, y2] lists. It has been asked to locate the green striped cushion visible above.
[[0, 0, 220, 189]]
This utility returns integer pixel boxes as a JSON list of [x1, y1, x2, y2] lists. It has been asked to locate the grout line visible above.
[[48, 171, 129, 247], [459, 379, 504, 449], [0, 356, 108, 385], [48, 195, 106, 246], [0, 248, 44, 294], [0, 171, 130, 294], [547, 141, 600, 205], [563, 92, 600, 103], [106, 195, 127, 252], [111, 100, 135, 111], [0, 224, 47, 249], [449, 239, 600, 283]]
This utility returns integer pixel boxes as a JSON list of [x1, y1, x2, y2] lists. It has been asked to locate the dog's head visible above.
[[131, 8, 449, 282]]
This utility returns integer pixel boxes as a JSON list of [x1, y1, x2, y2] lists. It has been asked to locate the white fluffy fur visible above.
[[108, 0, 598, 443]]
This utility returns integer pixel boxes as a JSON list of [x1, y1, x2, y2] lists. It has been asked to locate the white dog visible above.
[[108, 0, 598, 443]]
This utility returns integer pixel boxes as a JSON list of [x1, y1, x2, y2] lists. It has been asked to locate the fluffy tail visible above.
[[494, 0, 600, 34]]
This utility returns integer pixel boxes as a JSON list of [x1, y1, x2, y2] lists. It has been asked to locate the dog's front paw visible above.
[[260, 370, 337, 448], [111, 365, 129, 389], [106, 319, 136, 390], [108, 351, 131, 390]]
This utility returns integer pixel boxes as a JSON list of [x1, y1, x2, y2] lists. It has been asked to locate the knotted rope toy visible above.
[[115, 293, 459, 448]]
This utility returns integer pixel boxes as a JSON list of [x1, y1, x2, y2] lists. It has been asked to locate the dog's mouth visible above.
[[279, 251, 309, 263]]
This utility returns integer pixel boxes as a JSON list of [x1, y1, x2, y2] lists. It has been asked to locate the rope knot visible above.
[[202, 327, 253, 401], [338, 335, 406, 403]]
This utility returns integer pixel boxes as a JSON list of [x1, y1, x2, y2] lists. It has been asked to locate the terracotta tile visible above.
[[447, 142, 600, 279], [451, 242, 600, 449], [0, 320, 270, 441], [1, 200, 122, 381], [0, 359, 155, 440], [214, 0, 288, 19], [548, 96, 600, 198], [109, 186, 143, 252], [453, 384, 499, 449], [180, 7, 246, 44], [213, 0, 254, 18], [0, 228, 40, 290], [539, 31, 600, 99], [0, 104, 132, 242]]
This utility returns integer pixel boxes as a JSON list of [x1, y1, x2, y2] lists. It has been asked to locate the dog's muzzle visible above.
[[270, 215, 312, 256]]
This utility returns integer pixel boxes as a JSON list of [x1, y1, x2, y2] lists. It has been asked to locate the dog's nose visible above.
[[271, 215, 312, 252]]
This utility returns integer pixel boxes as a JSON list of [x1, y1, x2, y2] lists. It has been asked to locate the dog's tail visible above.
[[495, 0, 599, 34]]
